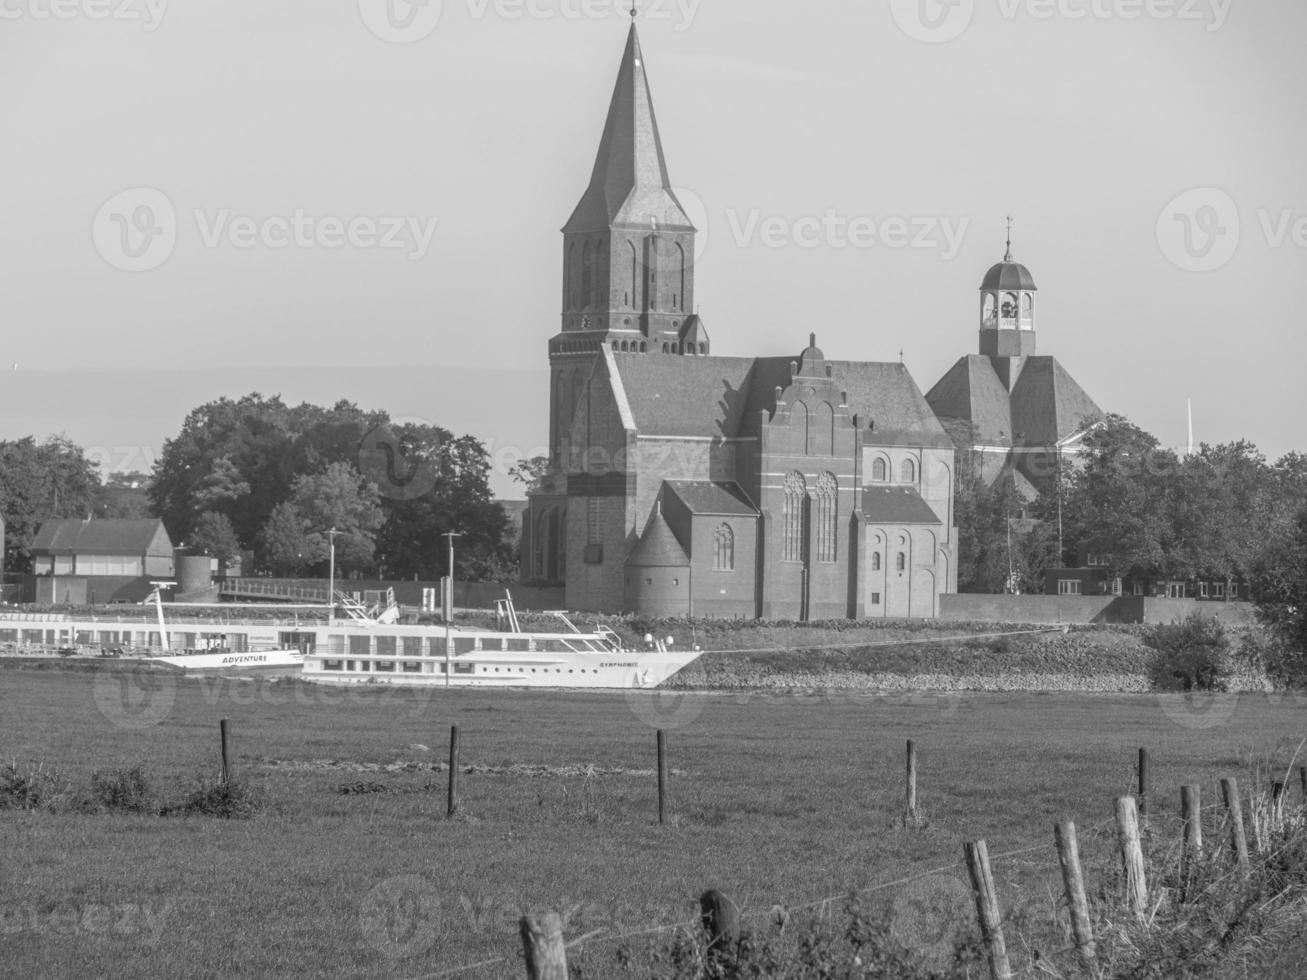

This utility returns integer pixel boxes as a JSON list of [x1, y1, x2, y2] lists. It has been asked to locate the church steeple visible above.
[[979, 219, 1038, 365], [555, 24, 702, 356]]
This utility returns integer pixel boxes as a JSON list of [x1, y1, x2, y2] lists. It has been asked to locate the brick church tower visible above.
[[547, 22, 708, 468]]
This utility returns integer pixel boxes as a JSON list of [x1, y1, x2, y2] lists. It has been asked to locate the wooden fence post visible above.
[[220, 718, 233, 784], [906, 739, 919, 822], [1137, 748, 1150, 826], [964, 840, 1013, 980], [1220, 778, 1249, 872], [1054, 821, 1096, 965], [520, 911, 569, 980], [657, 730, 669, 826], [1299, 766, 1307, 802], [1181, 784, 1203, 900], [1115, 796, 1149, 923], [447, 725, 460, 819], [1273, 781, 1286, 822], [700, 889, 740, 961]]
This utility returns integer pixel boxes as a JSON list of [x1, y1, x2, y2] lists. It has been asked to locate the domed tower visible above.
[[979, 218, 1037, 360]]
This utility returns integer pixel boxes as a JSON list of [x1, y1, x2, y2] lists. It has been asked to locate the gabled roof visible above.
[[608, 352, 953, 448], [1009, 357, 1103, 447], [33, 518, 171, 555], [563, 25, 693, 233], [625, 507, 689, 567], [664, 481, 758, 516], [861, 487, 942, 526], [924, 355, 1014, 447]]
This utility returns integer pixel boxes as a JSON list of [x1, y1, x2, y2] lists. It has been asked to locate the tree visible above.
[[188, 512, 242, 562], [0, 437, 102, 572], [258, 502, 317, 577], [288, 462, 384, 573], [1248, 507, 1307, 686], [509, 456, 552, 495]]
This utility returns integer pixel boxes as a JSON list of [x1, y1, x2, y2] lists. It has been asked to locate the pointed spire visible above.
[[564, 25, 693, 233], [1004, 215, 1014, 263]]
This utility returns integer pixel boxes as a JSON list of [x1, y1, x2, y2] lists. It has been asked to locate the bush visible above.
[[163, 774, 265, 819], [1144, 613, 1231, 691], [0, 761, 73, 810], [88, 766, 155, 814]]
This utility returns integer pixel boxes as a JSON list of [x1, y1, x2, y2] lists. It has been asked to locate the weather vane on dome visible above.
[[1004, 215, 1015, 263]]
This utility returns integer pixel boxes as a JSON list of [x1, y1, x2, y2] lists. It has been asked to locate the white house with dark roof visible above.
[[28, 518, 174, 604]]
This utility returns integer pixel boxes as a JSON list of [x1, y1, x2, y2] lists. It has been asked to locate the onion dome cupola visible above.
[[979, 219, 1038, 359]]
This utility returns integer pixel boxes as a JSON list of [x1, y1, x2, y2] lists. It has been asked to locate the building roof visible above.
[[981, 261, 1038, 291], [625, 507, 689, 567], [563, 25, 693, 234], [607, 350, 954, 448], [861, 487, 943, 526], [664, 481, 758, 516], [33, 518, 171, 555], [926, 355, 1101, 451]]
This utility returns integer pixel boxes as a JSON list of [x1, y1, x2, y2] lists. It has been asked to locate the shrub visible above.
[[0, 760, 73, 811], [163, 774, 266, 819], [1144, 613, 1231, 691], [88, 766, 156, 814]]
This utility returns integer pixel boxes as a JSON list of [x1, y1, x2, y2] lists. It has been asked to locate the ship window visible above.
[[323, 660, 343, 671], [402, 662, 421, 673], [896, 553, 906, 572], [346, 660, 356, 671], [454, 662, 474, 674], [375, 661, 396, 672], [403, 637, 424, 657]]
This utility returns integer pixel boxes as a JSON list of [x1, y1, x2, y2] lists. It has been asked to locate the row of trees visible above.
[[953, 415, 1307, 596], [1, 396, 520, 581]]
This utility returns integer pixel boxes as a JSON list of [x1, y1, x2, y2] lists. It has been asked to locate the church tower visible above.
[[547, 22, 707, 464], [978, 219, 1037, 374]]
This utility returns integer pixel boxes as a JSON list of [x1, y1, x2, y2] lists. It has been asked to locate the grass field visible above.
[[2, 659, 1305, 978]]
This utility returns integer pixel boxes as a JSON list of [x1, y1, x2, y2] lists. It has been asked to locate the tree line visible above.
[[0, 395, 520, 581]]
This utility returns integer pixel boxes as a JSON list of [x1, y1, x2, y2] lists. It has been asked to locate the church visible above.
[[522, 25, 1099, 619]]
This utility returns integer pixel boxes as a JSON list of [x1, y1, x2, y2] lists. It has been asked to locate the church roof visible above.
[[981, 261, 1038, 291], [607, 352, 954, 448], [664, 481, 758, 516], [625, 507, 689, 567], [860, 487, 942, 526], [926, 355, 1102, 450], [563, 25, 693, 233]]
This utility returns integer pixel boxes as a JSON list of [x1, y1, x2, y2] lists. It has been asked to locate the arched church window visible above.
[[982, 293, 997, 328], [872, 458, 888, 482], [662, 343, 669, 353], [1001, 292, 1018, 320], [896, 552, 906, 572], [871, 552, 881, 572], [1021, 293, 1034, 329], [713, 524, 734, 571], [783, 472, 806, 562], [581, 242, 594, 310], [699, 343, 706, 355], [815, 472, 837, 563], [789, 401, 808, 455], [640, 342, 647, 352], [901, 459, 916, 484]]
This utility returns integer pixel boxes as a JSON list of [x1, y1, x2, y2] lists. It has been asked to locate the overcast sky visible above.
[[1, 0, 1303, 496]]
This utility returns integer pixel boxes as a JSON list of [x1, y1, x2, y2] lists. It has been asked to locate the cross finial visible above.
[[1004, 215, 1014, 263], [899, 349, 905, 364]]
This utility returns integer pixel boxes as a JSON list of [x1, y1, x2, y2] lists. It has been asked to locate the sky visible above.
[[1, 0, 1304, 497]]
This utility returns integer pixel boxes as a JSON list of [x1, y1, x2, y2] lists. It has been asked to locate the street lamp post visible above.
[[442, 530, 461, 689], [326, 527, 340, 626]]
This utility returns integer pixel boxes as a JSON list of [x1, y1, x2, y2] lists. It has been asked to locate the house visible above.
[[27, 518, 174, 604]]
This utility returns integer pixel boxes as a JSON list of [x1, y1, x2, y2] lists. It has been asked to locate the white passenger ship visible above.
[[0, 590, 701, 689]]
